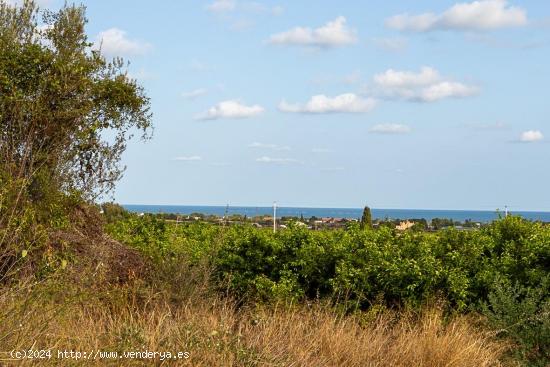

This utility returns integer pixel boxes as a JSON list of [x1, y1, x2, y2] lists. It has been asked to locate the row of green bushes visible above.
[[106, 212, 549, 365]]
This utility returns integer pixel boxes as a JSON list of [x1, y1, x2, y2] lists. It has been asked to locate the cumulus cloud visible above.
[[279, 93, 376, 114], [369, 124, 412, 134], [206, 0, 236, 13], [386, 0, 527, 32], [519, 130, 543, 142], [93, 28, 151, 57], [420, 82, 477, 102], [195, 100, 264, 120], [268, 16, 357, 48], [173, 156, 203, 161], [182, 88, 208, 100], [248, 142, 291, 151], [256, 156, 300, 164], [373, 67, 478, 102]]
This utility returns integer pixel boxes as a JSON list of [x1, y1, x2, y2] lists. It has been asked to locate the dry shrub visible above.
[[0, 285, 508, 367]]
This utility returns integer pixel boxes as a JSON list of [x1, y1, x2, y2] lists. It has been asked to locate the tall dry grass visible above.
[[0, 283, 508, 367]]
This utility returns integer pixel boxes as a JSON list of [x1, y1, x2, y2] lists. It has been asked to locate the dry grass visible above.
[[0, 283, 509, 367], [240, 304, 508, 367]]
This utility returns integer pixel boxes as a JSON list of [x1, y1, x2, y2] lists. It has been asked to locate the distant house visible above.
[[320, 217, 345, 224], [396, 220, 414, 231]]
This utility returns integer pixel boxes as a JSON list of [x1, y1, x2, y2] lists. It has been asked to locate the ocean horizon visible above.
[[123, 205, 550, 223]]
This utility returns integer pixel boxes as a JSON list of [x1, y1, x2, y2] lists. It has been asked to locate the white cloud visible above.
[[256, 156, 300, 164], [420, 82, 478, 102], [386, 13, 439, 33], [373, 67, 478, 102], [268, 16, 357, 48], [206, 0, 236, 13], [386, 0, 527, 32], [195, 100, 264, 120], [174, 156, 203, 161], [374, 67, 441, 89], [248, 142, 291, 151], [93, 28, 151, 57], [279, 93, 376, 114], [370, 124, 412, 134], [519, 130, 543, 142], [182, 88, 208, 100]]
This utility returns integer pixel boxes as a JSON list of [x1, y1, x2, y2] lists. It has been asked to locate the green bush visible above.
[[482, 276, 550, 366], [105, 214, 550, 366]]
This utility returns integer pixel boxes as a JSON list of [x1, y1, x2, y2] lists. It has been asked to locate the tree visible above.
[[360, 206, 372, 229], [0, 1, 152, 204]]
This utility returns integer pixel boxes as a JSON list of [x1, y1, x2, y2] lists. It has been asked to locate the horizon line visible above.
[[120, 203, 550, 213]]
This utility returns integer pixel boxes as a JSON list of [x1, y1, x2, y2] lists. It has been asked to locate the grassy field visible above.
[[1, 280, 507, 366]]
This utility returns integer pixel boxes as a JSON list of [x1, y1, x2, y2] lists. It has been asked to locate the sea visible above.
[[123, 205, 550, 223]]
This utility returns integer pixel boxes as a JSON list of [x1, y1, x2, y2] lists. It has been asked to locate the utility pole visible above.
[[504, 205, 508, 217], [224, 203, 229, 226], [273, 201, 277, 233]]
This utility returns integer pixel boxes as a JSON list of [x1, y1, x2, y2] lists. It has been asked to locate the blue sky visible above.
[[40, 0, 550, 210]]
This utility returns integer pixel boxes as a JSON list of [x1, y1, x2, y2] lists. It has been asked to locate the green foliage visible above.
[[0, 1, 152, 201], [431, 218, 456, 229], [105, 214, 550, 365], [106, 214, 169, 263], [107, 215, 550, 310], [482, 276, 550, 366], [0, 170, 77, 281], [0, 1, 151, 283], [100, 202, 130, 224], [106, 214, 222, 264], [360, 206, 372, 229]]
